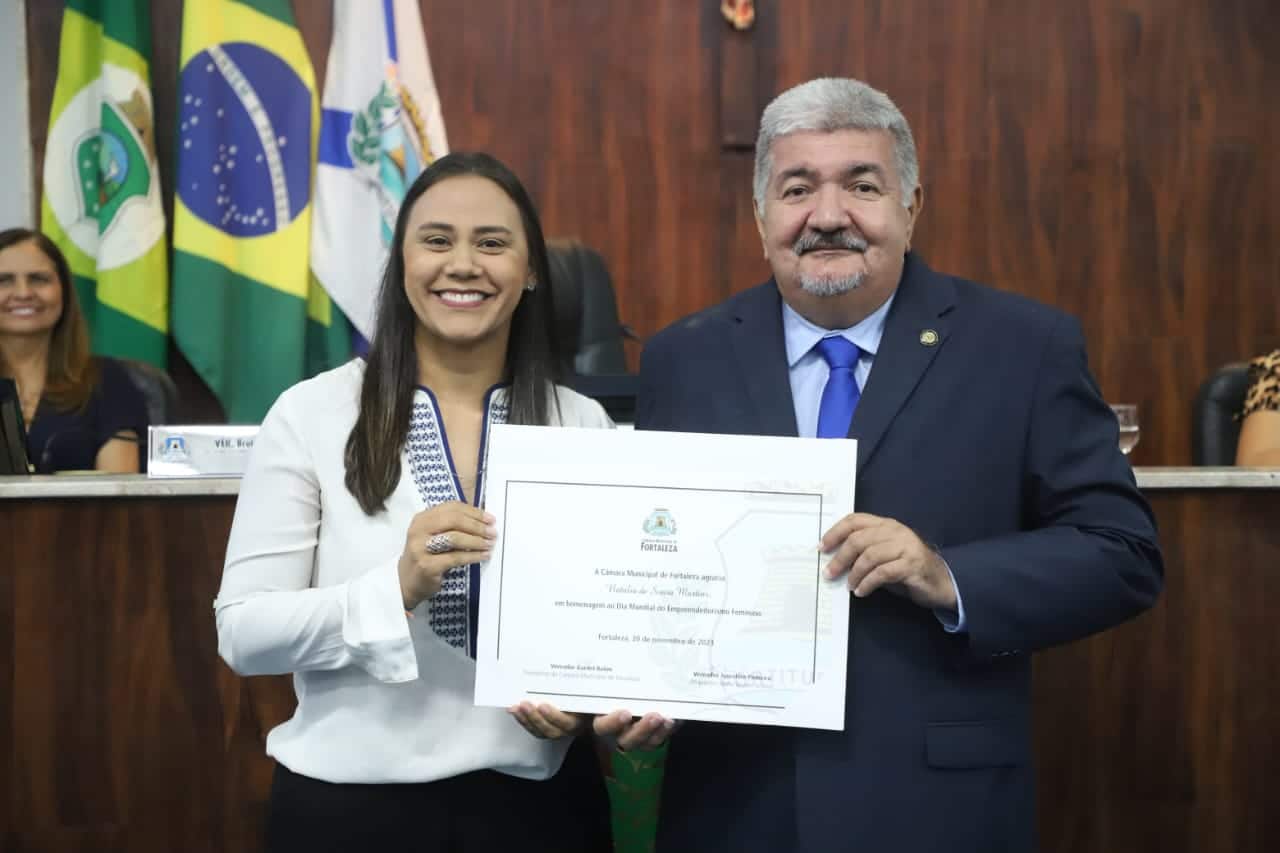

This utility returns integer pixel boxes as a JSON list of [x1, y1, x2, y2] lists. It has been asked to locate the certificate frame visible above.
[[474, 425, 856, 730], [493, 479, 827, 712]]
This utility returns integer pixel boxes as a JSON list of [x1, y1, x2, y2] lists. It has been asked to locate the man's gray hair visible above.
[[753, 78, 919, 211]]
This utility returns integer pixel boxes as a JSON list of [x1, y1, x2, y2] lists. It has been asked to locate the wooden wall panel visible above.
[[761, 0, 1280, 465], [22, 0, 1280, 456], [404, 1, 733, 341]]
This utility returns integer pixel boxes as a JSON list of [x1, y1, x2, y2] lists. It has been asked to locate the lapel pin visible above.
[[919, 329, 940, 346]]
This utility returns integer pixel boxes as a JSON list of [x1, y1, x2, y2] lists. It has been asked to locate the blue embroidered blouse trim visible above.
[[407, 385, 509, 657]]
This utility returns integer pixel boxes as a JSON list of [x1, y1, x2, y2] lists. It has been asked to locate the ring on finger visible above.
[[426, 533, 453, 554]]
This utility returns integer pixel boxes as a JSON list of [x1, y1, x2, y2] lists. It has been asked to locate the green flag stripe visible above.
[[231, 0, 299, 27], [305, 283, 353, 377], [67, 0, 151, 57], [71, 274, 168, 365], [306, 311, 353, 379], [171, 251, 309, 423], [96, 241, 170, 337], [101, 0, 152, 58]]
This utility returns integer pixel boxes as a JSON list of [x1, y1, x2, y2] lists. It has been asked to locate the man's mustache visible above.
[[793, 231, 868, 255]]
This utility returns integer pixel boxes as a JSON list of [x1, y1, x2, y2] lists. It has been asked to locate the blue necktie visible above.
[[815, 336, 862, 438]]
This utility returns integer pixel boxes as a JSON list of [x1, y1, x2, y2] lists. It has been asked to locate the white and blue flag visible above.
[[312, 0, 448, 339]]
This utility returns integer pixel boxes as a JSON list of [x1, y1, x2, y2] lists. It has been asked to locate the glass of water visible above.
[[1111, 404, 1140, 455]]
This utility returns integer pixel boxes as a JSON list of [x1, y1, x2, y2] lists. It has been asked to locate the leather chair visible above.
[[1192, 362, 1251, 465], [546, 240, 635, 376], [119, 358, 180, 427], [545, 241, 639, 422]]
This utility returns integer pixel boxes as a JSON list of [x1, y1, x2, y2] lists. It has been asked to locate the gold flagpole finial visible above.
[[720, 0, 756, 31]]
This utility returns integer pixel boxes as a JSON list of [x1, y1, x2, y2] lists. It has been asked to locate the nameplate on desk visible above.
[[147, 426, 260, 478]]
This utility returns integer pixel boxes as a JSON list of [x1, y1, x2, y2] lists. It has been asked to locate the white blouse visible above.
[[214, 360, 613, 784]]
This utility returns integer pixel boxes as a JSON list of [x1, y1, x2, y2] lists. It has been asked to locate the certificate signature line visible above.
[[526, 691, 786, 710]]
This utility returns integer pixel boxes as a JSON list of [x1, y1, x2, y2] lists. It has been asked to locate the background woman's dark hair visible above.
[[0, 227, 97, 411], [345, 152, 562, 514]]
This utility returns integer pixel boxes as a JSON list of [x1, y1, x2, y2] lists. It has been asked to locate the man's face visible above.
[[755, 128, 922, 329]]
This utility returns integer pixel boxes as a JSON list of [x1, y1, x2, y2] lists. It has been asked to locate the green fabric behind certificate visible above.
[[607, 744, 668, 853]]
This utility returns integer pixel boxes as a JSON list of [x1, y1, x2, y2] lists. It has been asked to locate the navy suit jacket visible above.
[[636, 253, 1163, 853]]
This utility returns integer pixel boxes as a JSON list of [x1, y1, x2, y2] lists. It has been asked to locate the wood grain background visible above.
[[21, 0, 1280, 455]]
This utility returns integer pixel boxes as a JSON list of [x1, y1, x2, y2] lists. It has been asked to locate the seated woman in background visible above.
[[215, 153, 627, 852], [1236, 349, 1280, 466], [0, 227, 148, 473]]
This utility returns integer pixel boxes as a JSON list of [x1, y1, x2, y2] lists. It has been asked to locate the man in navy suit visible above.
[[632, 78, 1163, 852]]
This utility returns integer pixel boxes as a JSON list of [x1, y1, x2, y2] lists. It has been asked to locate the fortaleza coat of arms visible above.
[[643, 509, 677, 537], [347, 76, 433, 244]]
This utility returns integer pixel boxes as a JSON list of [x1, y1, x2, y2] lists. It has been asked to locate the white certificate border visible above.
[[494, 479, 826, 712]]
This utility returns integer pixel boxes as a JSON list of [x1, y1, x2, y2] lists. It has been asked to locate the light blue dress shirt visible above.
[[781, 296, 966, 633]]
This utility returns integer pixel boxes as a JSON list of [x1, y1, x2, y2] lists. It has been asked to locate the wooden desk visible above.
[[2, 470, 1277, 852], [1035, 470, 1280, 852]]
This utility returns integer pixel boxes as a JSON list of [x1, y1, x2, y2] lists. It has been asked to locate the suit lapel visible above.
[[851, 254, 957, 470], [728, 282, 800, 437]]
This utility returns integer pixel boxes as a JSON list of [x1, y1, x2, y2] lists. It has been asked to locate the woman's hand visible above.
[[398, 501, 496, 611], [509, 702, 590, 740]]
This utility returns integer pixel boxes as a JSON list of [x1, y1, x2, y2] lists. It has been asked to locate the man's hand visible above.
[[593, 710, 675, 751], [820, 512, 956, 612]]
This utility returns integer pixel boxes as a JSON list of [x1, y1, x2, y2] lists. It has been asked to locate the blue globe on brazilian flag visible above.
[[172, 0, 349, 423], [41, 0, 168, 366]]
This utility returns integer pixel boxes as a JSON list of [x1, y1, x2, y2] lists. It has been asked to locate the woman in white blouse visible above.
[[216, 152, 615, 851]]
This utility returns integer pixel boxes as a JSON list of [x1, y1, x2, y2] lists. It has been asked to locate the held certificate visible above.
[[474, 426, 856, 730]]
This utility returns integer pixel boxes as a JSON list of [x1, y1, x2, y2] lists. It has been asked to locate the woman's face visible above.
[[401, 175, 530, 350], [0, 240, 64, 339]]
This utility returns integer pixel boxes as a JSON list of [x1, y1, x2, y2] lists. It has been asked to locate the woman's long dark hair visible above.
[[345, 152, 561, 514], [0, 227, 97, 412]]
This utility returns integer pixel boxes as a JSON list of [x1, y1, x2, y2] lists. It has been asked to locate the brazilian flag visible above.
[[171, 0, 350, 423], [41, 0, 168, 366]]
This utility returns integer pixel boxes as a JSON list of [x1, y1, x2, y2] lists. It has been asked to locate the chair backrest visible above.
[[0, 377, 32, 474], [119, 359, 180, 427], [546, 240, 630, 376], [1192, 362, 1251, 465]]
